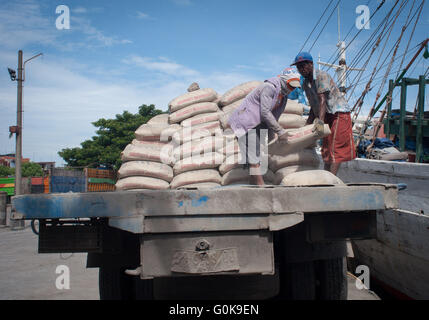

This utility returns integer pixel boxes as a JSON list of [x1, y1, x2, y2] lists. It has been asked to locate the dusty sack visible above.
[[181, 111, 222, 127], [273, 165, 318, 185], [219, 81, 262, 106], [135, 123, 181, 141], [284, 100, 304, 116], [219, 153, 243, 175], [173, 152, 224, 175], [169, 88, 218, 113], [170, 169, 222, 189], [118, 161, 173, 182], [221, 98, 245, 114], [121, 143, 173, 165], [278, 114, 306, 129], [173, 136, 224, 161], [172, 121, 222, 145], [131, 139, 169, 147], [268, 122, 331, 156], [221, 167, 275, 185], [177, 182, 220, 189], [147, 114, 169, 125], [115, 176, 170, 190], [268, 148, 320, 172], [169, 102, 219, 124], [280, 170, 345, 186]]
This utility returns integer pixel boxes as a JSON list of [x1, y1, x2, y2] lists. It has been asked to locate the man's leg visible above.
[[249, 164, 265, 186], [324, 162, 341, 176]]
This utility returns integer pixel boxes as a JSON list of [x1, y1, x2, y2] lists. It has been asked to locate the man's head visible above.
[[291, 52, 314, 79], [279, 67, 301, 94]]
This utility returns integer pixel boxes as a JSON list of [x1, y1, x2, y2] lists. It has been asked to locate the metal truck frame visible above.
[[11, 183, 398, 300]]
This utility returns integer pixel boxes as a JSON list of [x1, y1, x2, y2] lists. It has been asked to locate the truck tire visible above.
[[99, 266, 153, 300], [99, 266, 133, 300], [316, 257, 348, 300], [282, 261, 316, 300]]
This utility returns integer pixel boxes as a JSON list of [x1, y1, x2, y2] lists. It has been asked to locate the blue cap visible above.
[[291, 52, 313, 66]]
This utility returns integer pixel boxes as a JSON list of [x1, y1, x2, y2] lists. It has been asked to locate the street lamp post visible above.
[[8, 50, 42, 197]]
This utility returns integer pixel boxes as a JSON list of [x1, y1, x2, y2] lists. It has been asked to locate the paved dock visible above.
[[0, 226, 379, 300]]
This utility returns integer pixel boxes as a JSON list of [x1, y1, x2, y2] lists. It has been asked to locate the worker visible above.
[[227, 68, 301, 186], [291, 51, 356, 176]]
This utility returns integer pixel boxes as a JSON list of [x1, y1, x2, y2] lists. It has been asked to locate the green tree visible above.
[[22, 162, 43, 177], [0, 165, 14, 177], [59, 104, 164, 170]]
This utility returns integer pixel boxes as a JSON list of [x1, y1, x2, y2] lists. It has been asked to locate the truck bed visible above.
[[12, 183, 398, 234]]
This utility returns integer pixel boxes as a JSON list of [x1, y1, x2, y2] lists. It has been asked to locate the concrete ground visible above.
[[0, 226, 379, 300]]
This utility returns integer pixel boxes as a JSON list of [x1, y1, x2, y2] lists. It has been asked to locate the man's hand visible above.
[[278, 131, 292, 141], [312, 117, 325, 135]]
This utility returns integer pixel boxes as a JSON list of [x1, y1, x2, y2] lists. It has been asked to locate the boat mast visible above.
[[318, 5, 364, 95]]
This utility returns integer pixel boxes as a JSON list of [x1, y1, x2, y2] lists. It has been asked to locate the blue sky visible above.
[[0, 0, 428, 166]]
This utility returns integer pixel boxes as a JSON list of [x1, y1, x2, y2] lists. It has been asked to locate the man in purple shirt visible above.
[[227, 68, 301, 185]]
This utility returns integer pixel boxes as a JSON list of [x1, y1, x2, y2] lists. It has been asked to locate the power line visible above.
[[309, 0, 341, 52], [298, 0, 335, 53]]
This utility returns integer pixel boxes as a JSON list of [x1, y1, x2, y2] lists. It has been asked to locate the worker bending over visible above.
[[228, 68, 301, 185]]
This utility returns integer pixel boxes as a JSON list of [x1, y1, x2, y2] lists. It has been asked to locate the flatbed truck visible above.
[[11, 183, 398, 300]]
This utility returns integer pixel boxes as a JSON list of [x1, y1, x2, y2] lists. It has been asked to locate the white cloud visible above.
[[122, 55, 199, 77], [137, 11, 151, 19], [0, 1, 57, 49], [0, 0, 132, 50], [74, 7, 87, 14]]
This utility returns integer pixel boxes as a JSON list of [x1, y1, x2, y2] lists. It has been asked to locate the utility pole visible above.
[[8, 51, 43, 196], [15, 50, 23, 196]]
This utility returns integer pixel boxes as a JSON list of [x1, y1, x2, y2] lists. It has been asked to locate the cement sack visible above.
[[121, 143, 173, 165], [221, 167, 275, 185], [280, 170, 345, 186], [219, 139, 240, 156], [170, 169, 222, 189], [268, 148, 320, 172], [279, 114, 306, 129], [169, 102, 219, 124], [169, 88, 218, 113], [222, 98, 244, 114], [172, 121, 222, 145], [115, 176, 170, 191], [268, 122, 330, 156], [219, 153, 243, 175], [135, 123, 181, 141], [219, 81, 262, 107], [173, 152, 224, 175], [173, 136, 224, 161], [181, 111, 221, 127], [284, 100, 304, 116], [131, 139, 169, 147], [147, 114, 169, 125], [118, 161, 173, 182], [177, 182, 221, 189], [273, 165, 318, 185], [187, 82, 200, 92]]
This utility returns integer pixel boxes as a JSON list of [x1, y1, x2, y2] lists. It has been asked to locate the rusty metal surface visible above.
[[140, 231, 274, 278]]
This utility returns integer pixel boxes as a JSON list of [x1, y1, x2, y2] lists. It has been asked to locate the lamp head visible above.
[[7, 68, 16, 81]]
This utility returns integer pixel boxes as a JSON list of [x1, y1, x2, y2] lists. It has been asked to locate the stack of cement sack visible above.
[[265, 99, 319, 185], [268, 119, 331, 185], [115, 80, 329, 191], [168, 84, 225, 189], [115, 114, 180, 191], [218, 81, 262, 122]]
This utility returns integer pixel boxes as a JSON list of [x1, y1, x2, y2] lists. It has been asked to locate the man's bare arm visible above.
[[318, 92, 329, 122], [306, 108, 315, 125]]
